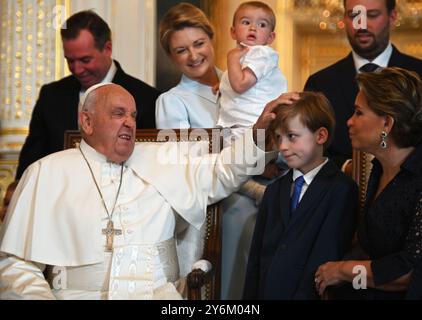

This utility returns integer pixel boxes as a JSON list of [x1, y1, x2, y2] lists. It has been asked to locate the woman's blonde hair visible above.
[[159, 2, 214, 55], [356, 67, 422, 148]]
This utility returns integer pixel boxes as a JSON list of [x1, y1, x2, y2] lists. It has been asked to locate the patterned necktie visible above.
[[290, 176, 305, 213], [359, 63, 380, 73]]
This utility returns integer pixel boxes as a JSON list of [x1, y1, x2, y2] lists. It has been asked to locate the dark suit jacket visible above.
[[304, 46, 422, 167], [16, 60, 160, 179], [243, 160, 358, 300]]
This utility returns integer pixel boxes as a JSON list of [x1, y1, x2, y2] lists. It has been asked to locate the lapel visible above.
[[278, 170, 294, 228], [111, 60, 125, 85], [337, 53, 359, 112], [286, 161, 338, 231], [388, 45, 404, 67], [63, 77, 82, 130]]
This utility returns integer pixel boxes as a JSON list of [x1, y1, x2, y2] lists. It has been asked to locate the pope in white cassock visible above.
[[0, 83, 293, 300]]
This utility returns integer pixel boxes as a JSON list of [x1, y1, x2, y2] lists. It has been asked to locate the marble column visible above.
[[0, 0, 64, 200]]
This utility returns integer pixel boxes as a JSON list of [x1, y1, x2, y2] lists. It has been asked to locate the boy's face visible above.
[[230, 6, 275, 46], [275, 115, 327, 174]]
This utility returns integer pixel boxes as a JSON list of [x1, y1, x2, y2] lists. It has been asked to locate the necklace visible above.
[[79, 146, 124, 252]]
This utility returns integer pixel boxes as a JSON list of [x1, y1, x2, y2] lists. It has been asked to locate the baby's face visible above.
[[231, 6, 275, 46]]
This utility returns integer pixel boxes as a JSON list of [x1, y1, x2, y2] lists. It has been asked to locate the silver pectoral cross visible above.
[[102, 220, 122, 252]]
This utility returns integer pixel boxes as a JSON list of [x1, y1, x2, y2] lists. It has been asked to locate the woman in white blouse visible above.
[[156, 3, 282, 300], [156, 3, 221, 129]]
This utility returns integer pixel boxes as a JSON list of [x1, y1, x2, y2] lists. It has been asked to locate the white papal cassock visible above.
[[0, 132, 268, 299]]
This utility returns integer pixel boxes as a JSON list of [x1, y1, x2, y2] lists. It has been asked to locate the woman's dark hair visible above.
[[356, 67, 422, 147]]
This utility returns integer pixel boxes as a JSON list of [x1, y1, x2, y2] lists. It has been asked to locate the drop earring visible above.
[[380, 131, 388, 149]]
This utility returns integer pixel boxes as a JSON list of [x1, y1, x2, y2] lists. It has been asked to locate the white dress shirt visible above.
[[291, 158, 329, 203], [352, 43, 393, 72]]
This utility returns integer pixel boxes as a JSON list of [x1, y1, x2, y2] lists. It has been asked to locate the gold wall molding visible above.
[[0, 128, 29, 136], [55, 0, 70, 80], [0, 155, 19, 207], [0, 0, 59, 124]]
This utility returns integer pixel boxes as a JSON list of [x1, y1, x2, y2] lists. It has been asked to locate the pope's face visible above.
[[82, 87, 137, 163]]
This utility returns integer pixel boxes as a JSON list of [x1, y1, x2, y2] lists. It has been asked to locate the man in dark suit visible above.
[[15, 10, 160, 179], [305, 0, 422, 168]]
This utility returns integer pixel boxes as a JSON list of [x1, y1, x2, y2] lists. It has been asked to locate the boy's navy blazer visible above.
[[243, 160, 358, 299]]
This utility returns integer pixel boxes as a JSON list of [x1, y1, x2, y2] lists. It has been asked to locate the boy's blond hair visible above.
[[270, 92, 336, 150], [233, 1, 276, 31]]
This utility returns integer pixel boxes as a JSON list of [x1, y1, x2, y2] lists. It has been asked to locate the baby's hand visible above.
[[227, 46, 249, 63]]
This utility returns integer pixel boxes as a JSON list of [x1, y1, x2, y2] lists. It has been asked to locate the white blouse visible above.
[[155, 69, 222, 129]]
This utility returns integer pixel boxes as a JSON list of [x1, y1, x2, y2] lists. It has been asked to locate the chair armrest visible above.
[[187, 260, 214, 300], [191, 259, 212, 273]]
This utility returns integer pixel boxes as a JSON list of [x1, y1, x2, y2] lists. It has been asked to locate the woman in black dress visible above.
[[315, 67, 422, 299]]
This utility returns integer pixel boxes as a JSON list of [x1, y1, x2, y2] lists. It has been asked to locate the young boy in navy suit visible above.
[[243, 92, 358, 299]]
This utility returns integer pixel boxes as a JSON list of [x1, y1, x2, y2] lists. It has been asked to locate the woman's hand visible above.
[[314, 261, 346, 296]]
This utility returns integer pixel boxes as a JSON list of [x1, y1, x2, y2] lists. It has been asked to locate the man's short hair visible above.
[[270, 92, 336, 149], [233, 1, 276, 31], [61, 10, 112, 50], [343, 0, 396, 14]]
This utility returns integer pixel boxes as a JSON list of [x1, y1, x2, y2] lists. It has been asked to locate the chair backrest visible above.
[[64, 129, 223, 300], [352, 150, 374, 222]]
